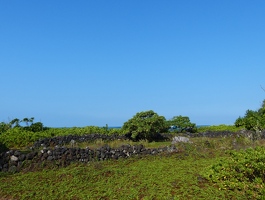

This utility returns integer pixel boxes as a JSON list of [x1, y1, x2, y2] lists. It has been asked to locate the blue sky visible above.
[[1, 0, 265, 127]]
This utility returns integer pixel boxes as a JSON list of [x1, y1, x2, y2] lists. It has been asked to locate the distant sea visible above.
[[108, 125, 210, 129], [53, 125, 209, 129]]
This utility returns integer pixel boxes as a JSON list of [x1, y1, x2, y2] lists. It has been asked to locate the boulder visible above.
[[18, 154, 26, 161], [172, 136, 191, 144], [10, 155, 18, 162]]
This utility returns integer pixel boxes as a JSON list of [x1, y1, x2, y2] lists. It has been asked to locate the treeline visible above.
[[0, 126, 121, 149], [0, 98, 264, 148], [0, 117, 46, 133]]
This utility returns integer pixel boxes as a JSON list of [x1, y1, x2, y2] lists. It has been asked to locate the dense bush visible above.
[[0, 128, 42, 148], [122, 110, 168, 141], [204, 146, 265, 199], [0, 122, 10, 134], [235, 99, 265, 131], [168, 115, 197, 133]]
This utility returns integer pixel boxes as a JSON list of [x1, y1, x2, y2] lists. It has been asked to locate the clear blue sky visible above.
[[1, 0, 265, 127]]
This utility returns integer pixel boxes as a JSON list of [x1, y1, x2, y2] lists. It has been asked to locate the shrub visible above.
[[168, 115, 197, 133], [235, 99, 265, 132], [122, 110, 168, 141], [204, 146, 265, 199], [29, 122, 45, 132], [0, 122, 10, 134], [0, 128, 41, 148]]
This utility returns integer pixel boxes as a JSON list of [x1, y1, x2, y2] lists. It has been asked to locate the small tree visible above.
[[168, 115, 196, 133], [235, 116, 245, 127], [21, 118, 29, 127], [21, 117, 34, 129], [29, 122, 44, 132], [122, 110, 168, 141], [235, 99, 265, 133], [9, 118, 20, 128], [29, 117, 34, 126]]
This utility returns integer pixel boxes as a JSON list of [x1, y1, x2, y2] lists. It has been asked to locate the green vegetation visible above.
[[168, 115, 197, 133], [0, 117, 45, 133], [122, 110, 168, 141], [0, 119, 249, 150], [204, 146, 265, 199], [1, 99, 265, 199], [197, 124, 241, 133], [235, 100, 265, 132], [2, 107, 254, 149], [0, 154, 221, 200], [0, 126, 122, 149], [0, 136, 257, 200], [0, 123, 243, 150]]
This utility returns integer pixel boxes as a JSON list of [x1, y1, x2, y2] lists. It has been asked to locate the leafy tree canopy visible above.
[[235, 99, 265, 131], [0, 117, 45, 134], [168, 115, 196, 133], [122, 110, 168, 141]]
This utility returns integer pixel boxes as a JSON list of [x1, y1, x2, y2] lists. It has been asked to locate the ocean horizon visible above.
[[52, 125, 210, 129]]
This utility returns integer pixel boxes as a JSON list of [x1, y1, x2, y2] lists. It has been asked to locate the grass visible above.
[[0, 136, 264, 199], [0, 154, 226, 199]]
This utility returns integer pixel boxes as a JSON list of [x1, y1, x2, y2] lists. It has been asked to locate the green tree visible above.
[[21, 117, 34, 129], [235, 116, 245, 127], [235, 100, 265, 132], [1, 117, 45, 134], [21, 118, 29, 127], [244, 110, 263, 131], [9, 118, 20, 128], [29, 122, 44, 132], [122, 110, 168, 141], [29, 117, 34, 126], [168, 115, 196, 133]]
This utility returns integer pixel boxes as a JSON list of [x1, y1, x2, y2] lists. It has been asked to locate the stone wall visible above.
[[2, 130, 265, 173], [183, 130, 259, 138], [32, 134, 129, 149], [0, 143, 177, 173], [187, 130, 265, 139]]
